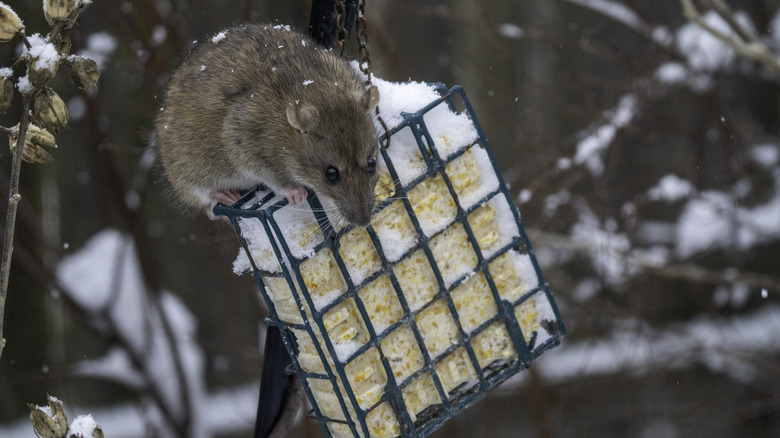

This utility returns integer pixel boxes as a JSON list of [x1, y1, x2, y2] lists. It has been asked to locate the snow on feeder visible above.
[[217, 81, 565, 438]]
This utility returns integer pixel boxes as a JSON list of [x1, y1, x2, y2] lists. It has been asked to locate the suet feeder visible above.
[[216, 83, 565, 438]]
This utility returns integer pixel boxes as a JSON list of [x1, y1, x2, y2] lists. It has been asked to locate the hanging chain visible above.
[[356, 0, 372, 83], [333, 0, 390, 147], [355, 0, 390, 147], [333, 0, 348, 56]]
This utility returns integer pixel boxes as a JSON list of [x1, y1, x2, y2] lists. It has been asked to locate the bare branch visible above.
[[0, 98, 31, 358], [681, 0, 780, 76], [709, 0, 755, 43]]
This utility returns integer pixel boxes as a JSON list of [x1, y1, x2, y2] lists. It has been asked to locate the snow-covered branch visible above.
[[681, 0, 780, 76], [532, 228, 780, 294], [533, 303, 780, 384]]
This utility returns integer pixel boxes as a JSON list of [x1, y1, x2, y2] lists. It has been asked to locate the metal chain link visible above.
[[356, 0, 372, 83], [333, 0, 348, 57], [334, 0, 390, 147], [355, 0, 390, 147]]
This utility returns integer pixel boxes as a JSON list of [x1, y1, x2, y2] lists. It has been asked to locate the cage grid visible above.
[[215, 84, 565, 438]]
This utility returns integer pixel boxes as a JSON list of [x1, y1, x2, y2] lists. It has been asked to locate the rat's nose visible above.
[[342, 194, 376, 228], [345, 205, 373, 228], [349, 213, 372, 228]]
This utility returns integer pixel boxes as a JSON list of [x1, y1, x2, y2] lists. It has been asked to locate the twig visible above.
[[681, 0, 780, 76], [639, 261, 780, 292], [0, 98, 31, 359], [0, 6, 88, 361], [708, 0, 754, 43]]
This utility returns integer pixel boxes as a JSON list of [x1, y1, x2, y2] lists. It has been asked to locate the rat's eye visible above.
[[367, 157, 376, 174], [326, 166, 340, 183]]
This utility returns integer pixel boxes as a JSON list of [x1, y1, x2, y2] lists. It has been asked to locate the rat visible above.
[[155, 23, 380, 227]]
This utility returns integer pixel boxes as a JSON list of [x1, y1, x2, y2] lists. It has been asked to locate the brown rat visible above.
[[155, 23, 380, 226]]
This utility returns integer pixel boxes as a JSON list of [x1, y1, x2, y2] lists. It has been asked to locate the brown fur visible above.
[[155, 24, 380, 226]]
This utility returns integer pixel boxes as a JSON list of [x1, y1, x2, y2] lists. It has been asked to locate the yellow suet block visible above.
[[430, 222, 478, 286], [402, 373, 441, 422], [263, 276, 304, 324], [345, 347, 387, 410], [467, 203, 500, 252], [451, 271, 498, 334], [393, 249, 438, 312], [381, 324, 424, 383], [300, 248, 347, 308], [366, 402, 401, 438], [515, 297, 540, 344], [359, 275, 404, 335], [339, 226, 382, 285], [416, 299, 459, 358], [408, 173, 457, 236], [471, 322, 517, 368], [435, 347, 477, 394], [445, 149, 480, 201], [323, 298, 369, 347]]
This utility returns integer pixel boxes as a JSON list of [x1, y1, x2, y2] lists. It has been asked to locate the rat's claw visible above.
[[285, 186, 308, 205]]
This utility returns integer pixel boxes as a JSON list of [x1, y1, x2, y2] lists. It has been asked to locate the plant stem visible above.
[[0, 98, 31, 359]]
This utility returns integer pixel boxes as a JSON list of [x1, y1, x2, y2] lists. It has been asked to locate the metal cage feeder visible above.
[[215, 84, 565, 438]]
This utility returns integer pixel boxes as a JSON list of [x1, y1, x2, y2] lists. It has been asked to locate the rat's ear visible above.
[[356, 85, 379, 114], [287, 103, 319, 134]]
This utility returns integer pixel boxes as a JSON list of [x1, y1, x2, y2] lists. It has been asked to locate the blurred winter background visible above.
[[1, 0, 779, 437]]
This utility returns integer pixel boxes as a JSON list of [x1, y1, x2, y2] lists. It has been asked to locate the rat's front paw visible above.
[[285, 186, 308, 205], [210, 189, 242, 206], [207, 189, 242, 220]]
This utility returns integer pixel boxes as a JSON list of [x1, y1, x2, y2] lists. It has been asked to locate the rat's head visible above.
[[286, 85, 380, 227]]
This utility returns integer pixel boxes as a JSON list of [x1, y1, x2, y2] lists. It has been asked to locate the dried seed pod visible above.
[[25, 123, 57, 149], [32, 87, 69, 134], [8, 122, 57, 163], [27, 35, 60, 87], [29, 405, 63, 438], [53, 33, 71, 54], [69, 55, 99, 91], [44, 0, 78, 25], [28, 63, 55, 87], [20, 141, 54, 163], [0, 68, 14, 112], [44, 0, 91, 27], [28, 395, 68, 438], [0, 2, 23, 43]]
